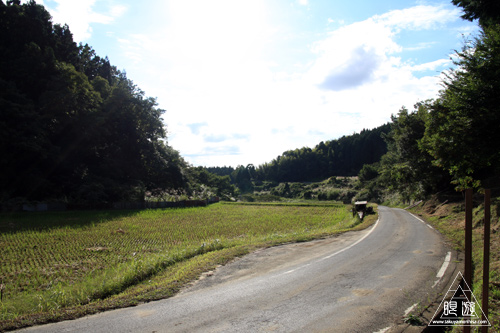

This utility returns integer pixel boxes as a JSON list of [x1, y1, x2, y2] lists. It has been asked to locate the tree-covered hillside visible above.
[[0, 1, 192, 206], [255, 123, 390, 183], [202, 124, 390, 194]]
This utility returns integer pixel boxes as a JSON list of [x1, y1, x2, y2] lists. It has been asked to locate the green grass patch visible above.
[[222, 201, 344, 207], [0, 202, 373, 330]]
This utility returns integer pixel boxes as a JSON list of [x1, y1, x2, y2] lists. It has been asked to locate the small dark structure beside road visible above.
[[353, 201, 368, 219]]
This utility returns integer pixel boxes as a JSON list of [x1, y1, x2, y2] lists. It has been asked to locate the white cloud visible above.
[[303, 4, 462, 103], [38, 1, 468, 167], [374, 5, 460, 31], [161, 4, 464, 166], [318, 46, 383, 91], [410, 58, 451, 72], [109, 4, 127, 17], [44, 0, 127, 42], [404, 41, 437, 51], [307, 18, 401, 91]]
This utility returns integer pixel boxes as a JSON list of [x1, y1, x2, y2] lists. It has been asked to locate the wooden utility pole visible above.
[[482, 189, 491, 333], [464, 188, 473, 333]]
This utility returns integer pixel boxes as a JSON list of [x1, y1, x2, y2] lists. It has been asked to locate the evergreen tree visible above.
[[422, 26, 500, 190], [0, 0, 188, 205], [255, 124, 390, 183]]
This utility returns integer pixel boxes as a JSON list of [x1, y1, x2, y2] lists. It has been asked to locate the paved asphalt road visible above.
[[21, 206, 457, 332]]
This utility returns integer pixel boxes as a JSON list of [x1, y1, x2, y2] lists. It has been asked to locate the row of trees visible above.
[[205, 124, 390, 193], [256, 124, 390, 183], [0, 1, 206, 206], [358, 0, 500, 202], [358, 103, 453, 202]]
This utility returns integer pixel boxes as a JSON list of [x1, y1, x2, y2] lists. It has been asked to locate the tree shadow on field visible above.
[[0, 209, 143, 233]]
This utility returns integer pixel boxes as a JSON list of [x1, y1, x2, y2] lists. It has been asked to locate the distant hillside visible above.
[[254, 123, 390, 183]]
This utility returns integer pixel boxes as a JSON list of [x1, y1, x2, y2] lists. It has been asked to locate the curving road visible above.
[[21, 206, 458, 332]]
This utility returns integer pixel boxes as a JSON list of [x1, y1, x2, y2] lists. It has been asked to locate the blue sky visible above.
[[34, 0, 479, 167]]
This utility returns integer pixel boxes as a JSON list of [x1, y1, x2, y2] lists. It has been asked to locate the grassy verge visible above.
[[409, 196, 500, 331], [0, 202, 376, 331]]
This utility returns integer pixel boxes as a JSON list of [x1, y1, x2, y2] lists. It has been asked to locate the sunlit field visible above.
[[0, 202, 367, 329]]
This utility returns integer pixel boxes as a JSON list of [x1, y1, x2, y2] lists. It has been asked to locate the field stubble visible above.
[[0, 202, 373, 330]]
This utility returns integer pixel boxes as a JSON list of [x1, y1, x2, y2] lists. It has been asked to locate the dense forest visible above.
[[0, 0, 232, 208], [256, 124, 390, 182]]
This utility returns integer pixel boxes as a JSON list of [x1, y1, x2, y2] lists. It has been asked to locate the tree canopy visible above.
[[254, 124, 390, 183], [421, 25, 500, 190], [451, 0, 500, 28], [0, 0, 188, 206]]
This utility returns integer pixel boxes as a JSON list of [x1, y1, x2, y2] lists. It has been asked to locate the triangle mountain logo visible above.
[[429, 271, 490, 327]]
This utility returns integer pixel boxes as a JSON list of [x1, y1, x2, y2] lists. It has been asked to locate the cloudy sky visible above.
[[34, 0, 479, 167]]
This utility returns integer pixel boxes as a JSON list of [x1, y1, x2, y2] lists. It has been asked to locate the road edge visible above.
[[386, 213, 464, 333]]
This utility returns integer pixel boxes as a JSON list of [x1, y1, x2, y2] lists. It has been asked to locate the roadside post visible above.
[[463, 188, 491, 332], [430, 189, 491, 330], [464, 188, 473, 333], [482, 189, 491, 333]]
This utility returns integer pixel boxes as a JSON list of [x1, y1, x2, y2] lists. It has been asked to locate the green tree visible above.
[[358, 164, 378, 183], [0, 0, 191, 204], [255, 124, 390, 183], [36, 62, 102, 197], [188, 167, 234, 197], [372, 103, 451, 202], [422, 27, 500, 190], [452, 0, 500, 28], [0, 78, 42, 200], [233, 165, 254, 193]]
